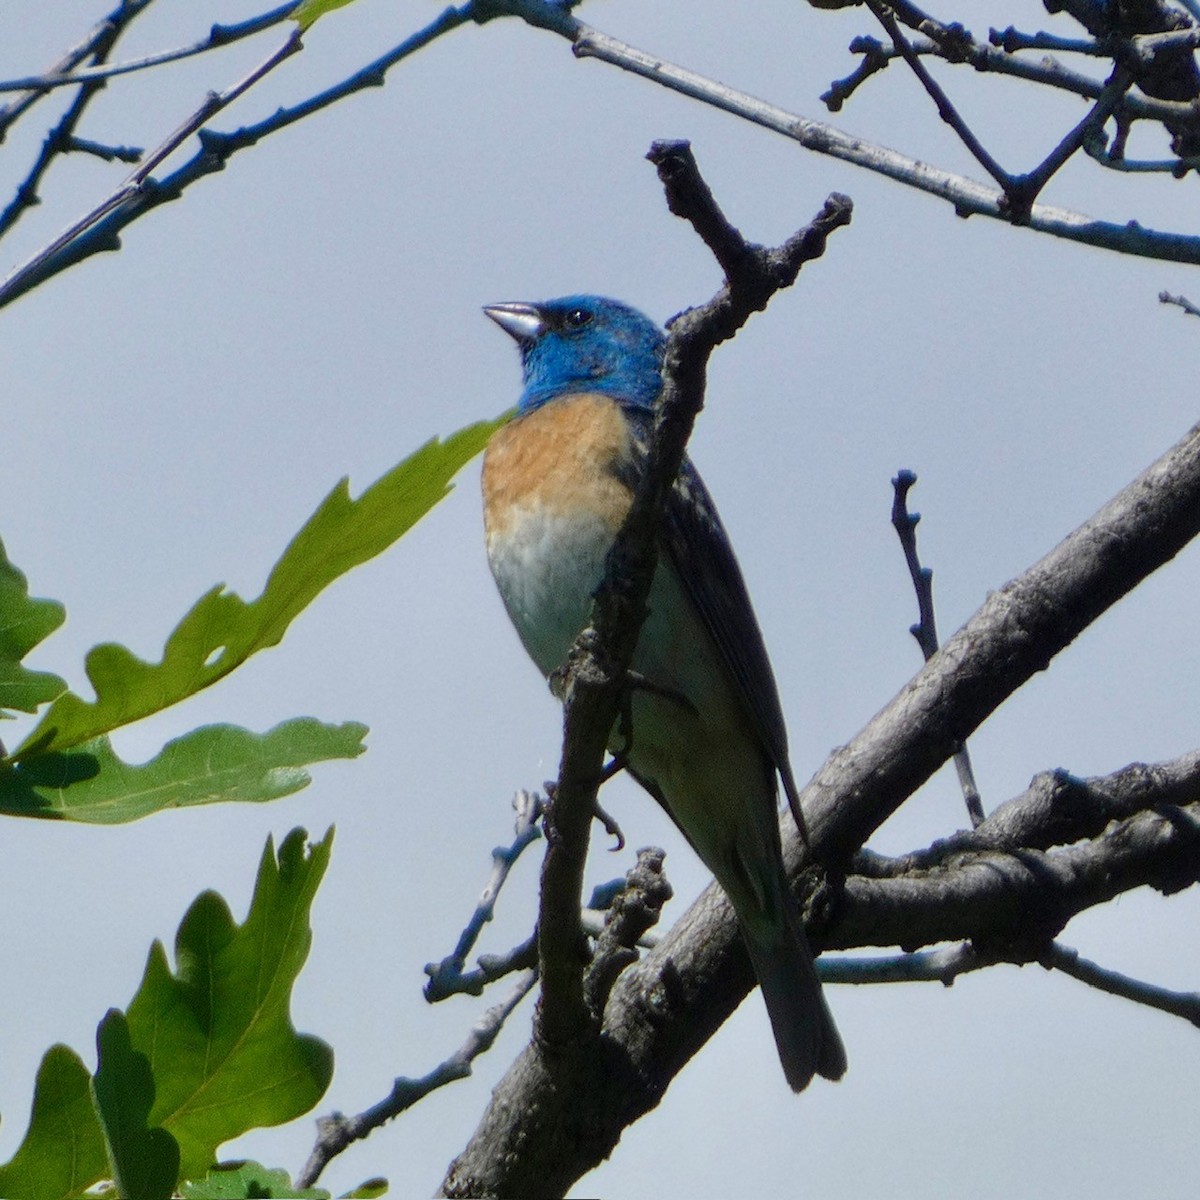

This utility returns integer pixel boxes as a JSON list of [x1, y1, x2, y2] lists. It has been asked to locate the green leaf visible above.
[[92, 1010, 180, 1200], [125, 828, 334, 1179], [291, 0, 359, 31], [15, 418, 505, 758], [182, 1160, 329, 1198], [341, 1180, 389, 1198], [0, 1045, 108, 1200], [0, 537, 67, 716], [0, 718, 366, 823]]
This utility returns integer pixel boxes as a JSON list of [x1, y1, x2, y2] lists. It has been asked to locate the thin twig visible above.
[[0, 3, 296, 94], [866, 0, 1013, 192], [820, 941, 992, 984], [0, 0, 156, 141], [0, 2, 154, 244], [65, 136, 142, 164], [819, 936, 1200, 1025], [1040, 943, 1200, 1027], [0, 26, 303, 306], [560, 13, 1200, 263], [296, 968, 538, 1189], [1005, 66, 1135, 218], [0, 3, 477, 311], [424, 789, 544, 1001], [1159, 290, 1200, 317], [823, 34, 932, 111], [837, 23, 1186, 131], [890, 471, 984, 827], [989, 26, 1106, 55]]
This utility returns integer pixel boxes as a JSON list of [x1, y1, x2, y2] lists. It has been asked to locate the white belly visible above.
[[487, 503, 616, 676]]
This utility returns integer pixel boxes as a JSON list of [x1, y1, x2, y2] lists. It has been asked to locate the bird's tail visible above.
[[741, 895, 847, 1092]]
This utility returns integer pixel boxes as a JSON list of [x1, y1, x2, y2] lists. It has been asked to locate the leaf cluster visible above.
[[0, 418, 505, 1194], [0, 421, 502, 822]]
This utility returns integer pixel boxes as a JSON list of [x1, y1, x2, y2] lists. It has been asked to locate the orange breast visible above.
[[482, 393, 637, 538]]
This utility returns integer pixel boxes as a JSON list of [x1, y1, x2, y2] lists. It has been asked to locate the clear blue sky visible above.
[[2, 2, 1198, 1196]]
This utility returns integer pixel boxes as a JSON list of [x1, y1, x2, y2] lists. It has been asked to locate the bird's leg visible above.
[[592, 794, 626, 850]]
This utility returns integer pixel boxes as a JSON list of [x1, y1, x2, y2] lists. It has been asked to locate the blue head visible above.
[[484, 294, 664, 413]]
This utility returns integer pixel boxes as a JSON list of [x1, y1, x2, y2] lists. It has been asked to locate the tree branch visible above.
[[561, 16, 1200, 263], [440, 144, 851, 1200], [1040, 942, 1200, 1027], [0, 3, 478, 311], [442, 394, 1200, 1195], [0, 0, 156, 244], [0, 0, 156, 142], [797, 416, 1200, 866], [424, 789, 543, 1001], [890, 470, 984, 827], [0, 4, 295, 94], [296, 966, 539, 1190]]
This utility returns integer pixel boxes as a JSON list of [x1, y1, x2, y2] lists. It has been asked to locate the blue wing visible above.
[[620, 408, 806, 836]]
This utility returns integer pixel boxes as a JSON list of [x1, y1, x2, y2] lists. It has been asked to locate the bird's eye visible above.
[[563, 307, 592, 330]]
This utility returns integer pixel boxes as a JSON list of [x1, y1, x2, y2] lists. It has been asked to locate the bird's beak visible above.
[[483, 301, 543, 345]]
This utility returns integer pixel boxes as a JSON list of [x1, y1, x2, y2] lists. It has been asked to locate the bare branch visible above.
[[0, 4, 295, 94], [424, 790, 543, 1001], [441, 146, 852, 1200], [560, 14, 1200, 263], [0, 3, 477, 311], [799, 418, 1200, 866], [1160, 290, 1200, 316], [0, 26, 303, 308], [824, 940, 1200, 1031], [865, 0, 1013, 192], [445, 418, 1200, 1195], [856, 751, 1200, 876], [890, 471, 984, 827], [988, 26, 1105, 56], [820, 942, 993, 984], [1040, 943, 1200, 1027], [296, 968, 538, 1189], [0, 1, 156, 244], [830, 803, 1200, 951], [1005, 66, 1135, 216], [0, 0, 156, 142], [583, 847, 673, 1016]]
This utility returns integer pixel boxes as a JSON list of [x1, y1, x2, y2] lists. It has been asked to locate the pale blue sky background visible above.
[[2, 2, 1199, 1196]]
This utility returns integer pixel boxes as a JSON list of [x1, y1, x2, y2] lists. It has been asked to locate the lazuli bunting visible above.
[[481, 294, 846, 1092]]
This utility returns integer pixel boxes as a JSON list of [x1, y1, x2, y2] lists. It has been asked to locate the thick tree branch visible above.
[[442, 396, 1200, 1195], [829, 802, 1200, 951], [858, 751, 1200, 876], [797, 417, 1200, 866]]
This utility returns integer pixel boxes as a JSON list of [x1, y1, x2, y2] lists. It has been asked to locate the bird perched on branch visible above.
[[481, 294, 845, 1092]]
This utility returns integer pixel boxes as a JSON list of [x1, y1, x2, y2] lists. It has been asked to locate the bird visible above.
[[480, 294, 846, 1092]]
